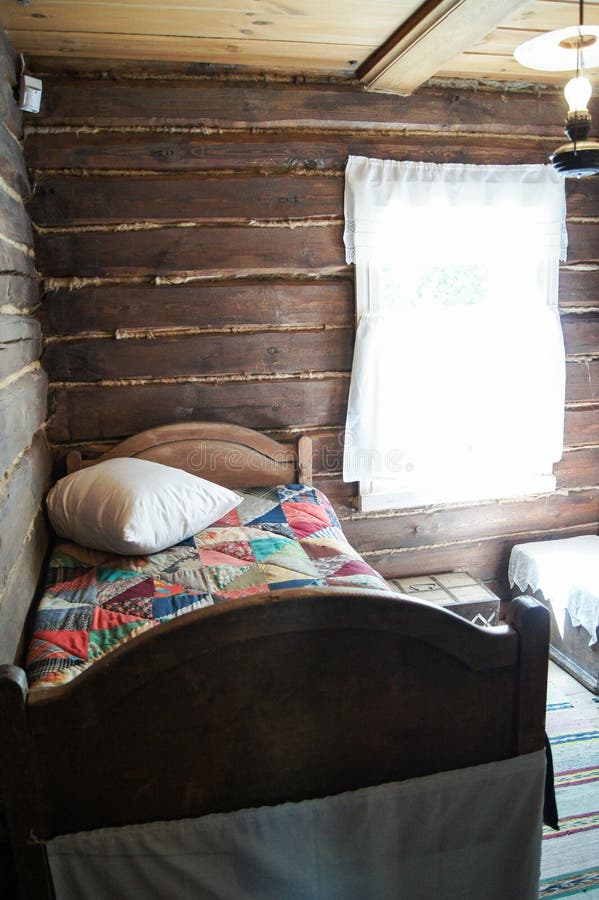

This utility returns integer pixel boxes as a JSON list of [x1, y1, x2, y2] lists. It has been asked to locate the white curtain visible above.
[[343, 157, 567, 509]]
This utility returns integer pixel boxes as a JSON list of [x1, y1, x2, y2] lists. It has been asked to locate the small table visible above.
[[388, 572, 500, 627], [509, 535, 599, 693]]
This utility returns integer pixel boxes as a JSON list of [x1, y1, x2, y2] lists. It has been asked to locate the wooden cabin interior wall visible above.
[[0, 35, 49, 665], [24, 63, 599, 597]]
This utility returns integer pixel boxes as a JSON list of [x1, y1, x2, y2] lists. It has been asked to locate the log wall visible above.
[[25, 70, 599, 596], [0, 32, 49, 664]]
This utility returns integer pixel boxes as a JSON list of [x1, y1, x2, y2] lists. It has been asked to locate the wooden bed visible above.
[[0, 423, 550, 899]]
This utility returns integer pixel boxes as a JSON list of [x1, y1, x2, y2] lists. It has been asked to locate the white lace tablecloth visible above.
[[509, 534, 599, 645]]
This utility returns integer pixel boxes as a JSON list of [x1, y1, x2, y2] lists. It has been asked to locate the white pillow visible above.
[[46, 457, 242, 555]]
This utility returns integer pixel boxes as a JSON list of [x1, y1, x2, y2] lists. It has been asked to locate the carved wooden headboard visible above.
[[66, 422, 313, 489]]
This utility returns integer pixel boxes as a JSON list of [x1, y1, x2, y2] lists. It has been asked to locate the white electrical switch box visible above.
[[19, 73, 42, 113]]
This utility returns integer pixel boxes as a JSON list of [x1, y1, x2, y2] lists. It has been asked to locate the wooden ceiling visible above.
[[2, 0, 599, 92]]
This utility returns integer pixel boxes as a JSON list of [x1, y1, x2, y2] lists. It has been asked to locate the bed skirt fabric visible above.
[[46, 750, 546, 900]]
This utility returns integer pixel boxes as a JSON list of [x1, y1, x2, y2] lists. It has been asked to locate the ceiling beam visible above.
[[357, 0, 531, 95]]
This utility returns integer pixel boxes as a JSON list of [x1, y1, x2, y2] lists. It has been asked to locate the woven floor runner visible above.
[[539, 687, 599, 898]]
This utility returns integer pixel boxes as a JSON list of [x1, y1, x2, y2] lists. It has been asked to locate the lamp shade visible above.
[[514, 25, 599, 71]]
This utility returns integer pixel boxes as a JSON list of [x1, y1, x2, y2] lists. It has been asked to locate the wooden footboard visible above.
[[0, 591, 549, 899]]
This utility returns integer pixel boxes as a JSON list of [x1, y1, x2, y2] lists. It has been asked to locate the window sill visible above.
[[358, 474, 557, 513]]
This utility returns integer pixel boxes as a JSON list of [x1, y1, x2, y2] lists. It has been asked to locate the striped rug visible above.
[[539, 693, 599, 898]]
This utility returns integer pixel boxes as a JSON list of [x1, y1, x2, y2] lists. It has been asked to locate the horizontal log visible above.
[[364, 524, 597, 582], [29, 171, 599, 229], [312, 475, 357, 517], [564, 222, 599, 265], [39, 279, 354, 336], [0, 366, 47, 473], [342, 488, 599, 553], [0, 274, 38, 311], [33, 78, 571, 135], [564, 406, 599, 447], [0, 432, 51, 598], [562, 314, 599, 357], [0, 510, 47, 664], [25, 129, 560, 173], [559, 268, 599, 308], [42, 316, 599, 406], [42, 329, 353, 382], [555, 446, 599, 489], [0, 121, 30, 200], [566, 179, 599, 219], [565, 359, 599, 404], [47, 376, 349, 443], [30, 174, 343, 226], [34, 224, 345, 278], [0, 315, 42, 378]]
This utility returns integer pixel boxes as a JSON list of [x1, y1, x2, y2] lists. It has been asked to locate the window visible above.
[[343, 157, 567, 511]]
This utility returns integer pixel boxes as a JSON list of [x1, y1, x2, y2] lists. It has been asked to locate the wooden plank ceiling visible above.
[[2, 0, 599, 91]]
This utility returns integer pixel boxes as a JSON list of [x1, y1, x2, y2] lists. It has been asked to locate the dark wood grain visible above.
[[35, 78, 570, 134], [565, 178, 599, 219], [25, 130, 558, 173], [565, 222, 599, 265], [555, 446, 599, 489], [15, 590, 539, 826], [47, 377, 349, 443], [559, 268, 599, 307], [42, 328, 353, 381], [366, 524, 597, 581], [35, 223, 345, 278], [506, 598, 550, 755], [566, 359, 599, 403], [39, 279, 354, 335], [342, 488, 599, 553], [562, 314, 599, 356], [30, 173, 344, 226], [564, 407, 599, 447], [30, 173, 598, 231]]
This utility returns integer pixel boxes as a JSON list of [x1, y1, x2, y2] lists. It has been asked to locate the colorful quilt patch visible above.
[[27, 484, 391, 690]]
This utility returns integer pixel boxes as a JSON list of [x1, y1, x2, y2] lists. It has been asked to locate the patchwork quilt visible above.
[[27, 484, 391, 690]]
